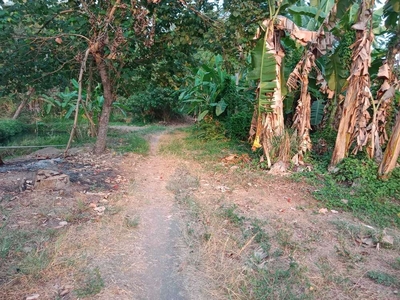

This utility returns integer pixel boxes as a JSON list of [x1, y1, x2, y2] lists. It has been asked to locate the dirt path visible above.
[[93, 129, 200, 300]]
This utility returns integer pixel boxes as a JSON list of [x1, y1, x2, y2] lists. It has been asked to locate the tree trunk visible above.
[[378, 111, 400, 179], [12, 87, 34, 119], [93, 53, 114, 154], [330, 1, 373, 167]]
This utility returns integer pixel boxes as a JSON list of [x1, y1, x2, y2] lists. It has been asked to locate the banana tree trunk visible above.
[[249, 19, 285, 168], [378, 111, 400, 179], [330, 0, 373, 167]]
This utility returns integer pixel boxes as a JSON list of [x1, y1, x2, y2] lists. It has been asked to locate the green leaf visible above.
[[311, 99, 325, 126], [198, 110, 209, 121], [215, 100, 227, 116], [247, 33, 277, 114]]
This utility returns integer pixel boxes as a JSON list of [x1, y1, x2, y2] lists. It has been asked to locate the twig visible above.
[[237, 234, 257, 256]]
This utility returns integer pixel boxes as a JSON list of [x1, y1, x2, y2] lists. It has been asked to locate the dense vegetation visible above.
[[0, 0, 399, 225]]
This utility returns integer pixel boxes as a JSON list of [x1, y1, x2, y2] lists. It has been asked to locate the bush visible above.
[[0, 119, 27, 142], [124, 86, 182, 124], [225, 111, 253, 141]]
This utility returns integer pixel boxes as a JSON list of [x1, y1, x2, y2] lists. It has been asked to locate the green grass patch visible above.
[[295, 157, 400, 228], [75, 267, 104, 298], [160, 126, 251, 163], [108, 131, 149, 155], [367, 270, 399, 287], [248, 260, 311, 300]]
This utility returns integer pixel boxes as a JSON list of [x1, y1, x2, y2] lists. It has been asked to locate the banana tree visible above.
[[330, 0, 375, 166], [377, 0, 400, 177], [248, 7, 334, 167], [248, 17, 285, 168]]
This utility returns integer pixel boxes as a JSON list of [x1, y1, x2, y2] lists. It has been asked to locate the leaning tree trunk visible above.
[[12, 87, 34, 119], [93, 52, 114, 154], [330, 0, 373, 167]]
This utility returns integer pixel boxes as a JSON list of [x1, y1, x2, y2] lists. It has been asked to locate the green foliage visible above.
[[367, 270, 399, 287], [0, 119, 27, 142], [225, 111, 253, 141], [310, 100, 325, 126], [42, 80, 126, 121], [302, 157, 400, 228], [247, 36, 276, 114], [180, 55, 238, 120], [124, 86, 181, 124], [333, 158, 377, 183], [193, 116, 226, 141]]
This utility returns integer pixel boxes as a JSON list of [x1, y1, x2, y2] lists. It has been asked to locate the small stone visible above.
[[341, 199, 349, 204], [394, 290, 398, 295], [59, 221, 68, 227], [94, 206, 106, 215], [331, 210, 339, 214], [318, 208, 328, 214], [26, 294, 40, 300]]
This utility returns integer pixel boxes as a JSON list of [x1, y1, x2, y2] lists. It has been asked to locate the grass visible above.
[[367, 270, 399, 287], [124, 215, 140, 228], [166, 165, 313, 299], [294, 157, 400, 229], [160, 126, 251, 163], [75, 267, 104, 297]]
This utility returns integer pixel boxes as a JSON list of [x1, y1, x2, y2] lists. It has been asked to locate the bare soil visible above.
[[0, 126, 399, 300]]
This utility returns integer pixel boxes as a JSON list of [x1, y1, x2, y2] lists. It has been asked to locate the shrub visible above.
[[0, 119, 27, 142], [124, 86, 181, 124], [225, 111, 253, 141]]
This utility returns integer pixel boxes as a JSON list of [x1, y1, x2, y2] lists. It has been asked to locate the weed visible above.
[[250, 260, 310, 300], [124, 215, 140, 228], [276, 229, 298, 254], [220, 205, 244, 226], [367, 270, 399, 287], [249, 219, 270, 253], [19, 250, 50, 277], [75, 267, 104, 297], [302, 157, 400, 228], [393, 257, 400, 270]]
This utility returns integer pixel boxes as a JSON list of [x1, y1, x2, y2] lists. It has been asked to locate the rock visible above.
[[94, 206, 106, 215], [341, 199, 349, 204], [331, 210, 339, 214], [362, 237, 375, 247], [59, 221, 68, 227], [26, 294, 40, 300], [34, 170, 70, 191], [30, 147, 62, 159]]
